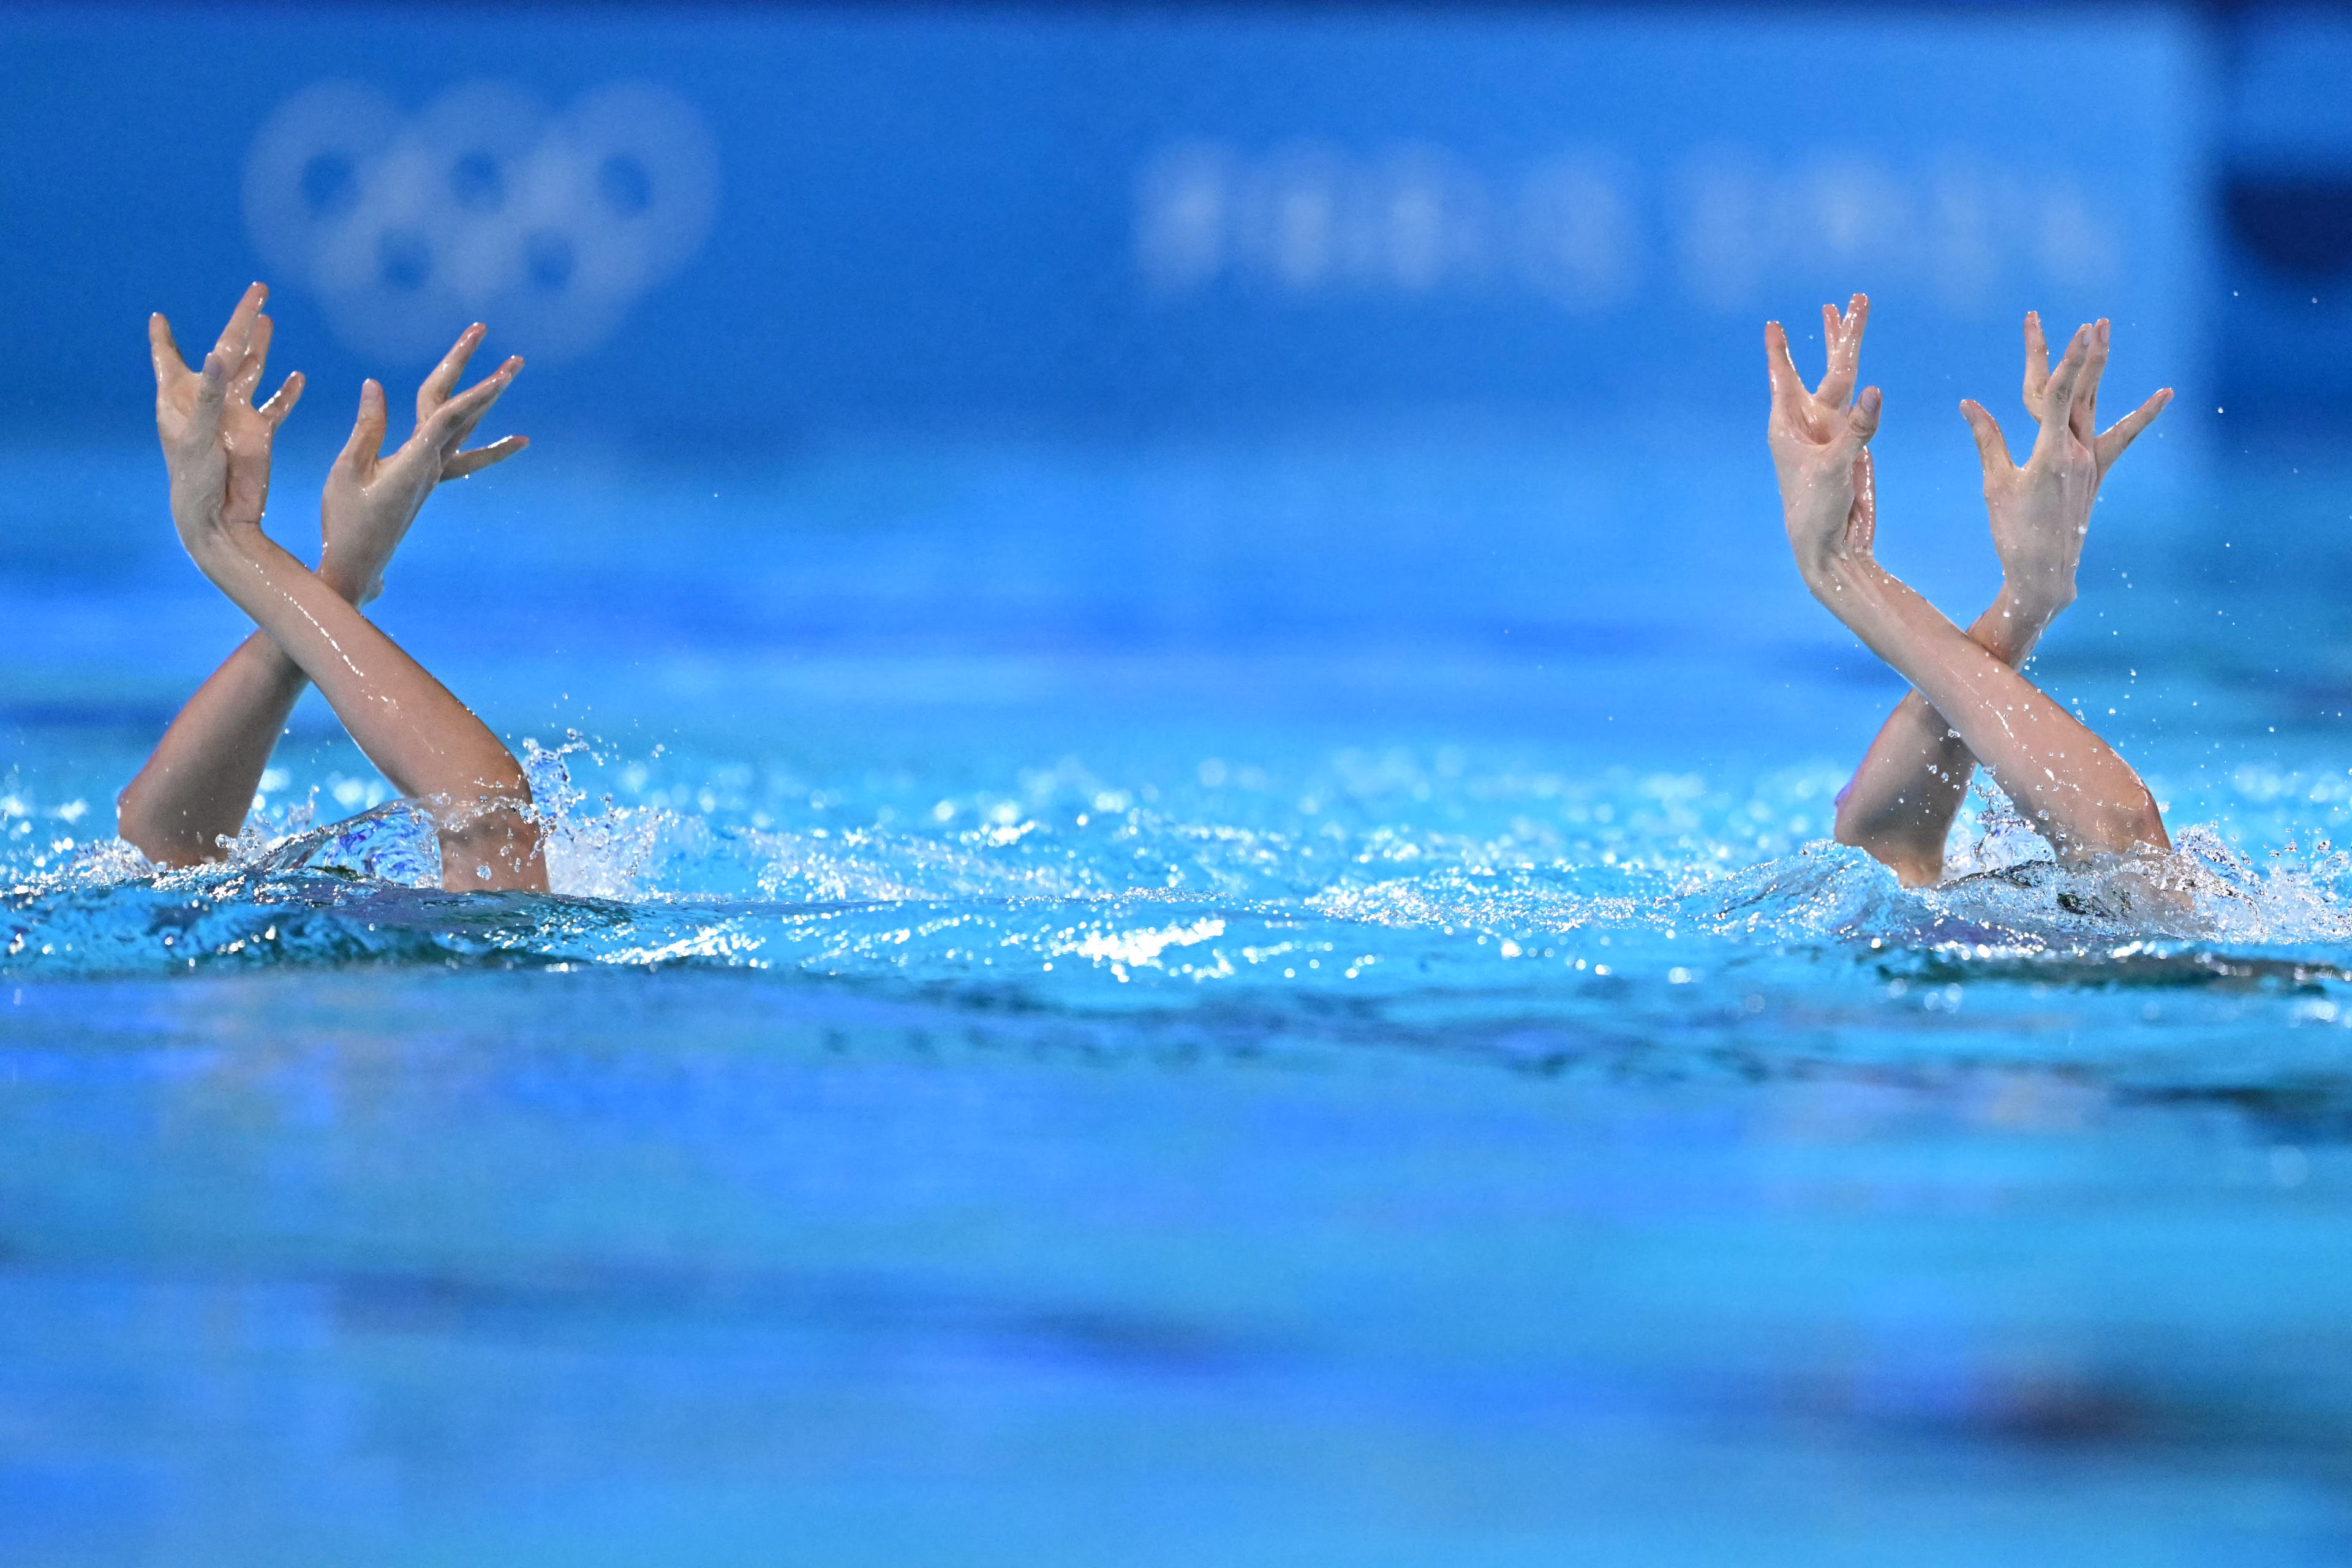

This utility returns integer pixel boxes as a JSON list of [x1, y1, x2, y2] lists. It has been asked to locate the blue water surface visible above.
[[6, 425, 2352, 1564]]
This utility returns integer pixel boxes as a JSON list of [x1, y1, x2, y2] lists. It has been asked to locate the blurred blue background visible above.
[[5, 4, 2225, 443]]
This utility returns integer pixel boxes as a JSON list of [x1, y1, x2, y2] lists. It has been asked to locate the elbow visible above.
[[437, 769, 546, 892], [1833, 798, 1945, 888], [2075, 785, 2169, 861], [113, 778, 183, 869], [2108, 788, 2170, 857], [1856, 835, 1945, 889], [115, 774, 156, 840], [1830, 776, 1877, 852]]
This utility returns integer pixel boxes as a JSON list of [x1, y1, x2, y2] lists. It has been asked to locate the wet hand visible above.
[[320, 325, 525, 605], [1964, 317, 2171, 619], [1765, 295, 1884, 586], [2021, 312, 2173, 487], [151, 283, 303, 564]]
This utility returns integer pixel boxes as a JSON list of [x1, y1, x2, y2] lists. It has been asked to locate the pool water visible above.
[[7, 426, 2352, 1564]]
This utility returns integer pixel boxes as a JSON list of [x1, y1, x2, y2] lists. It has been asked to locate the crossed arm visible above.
[[122, 284, 545, 891], [1765, 296, 2169, 870], [1811, 304, 2173, 883]]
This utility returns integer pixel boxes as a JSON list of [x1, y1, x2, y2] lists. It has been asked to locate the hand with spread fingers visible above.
[[321, 324, 526, 605], [1960, 315, 2172, 623], [2018, 311, 2174, 486], [1763, 294, 1885, 584], [149, 282, 304, 551]]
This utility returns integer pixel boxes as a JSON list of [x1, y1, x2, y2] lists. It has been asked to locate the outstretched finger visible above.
[[1817, 303, 1845, 398], [209, 282, 268, 364], [2033, 325, 2092, 454], [2020, 311, 2050, 413], [257, 370, 305, 430], [1763, 322, 1807, 409], [2097, 386, 2173, 469], [1814, 304, 1846, 404], [149, 313, 191, 388], [1958, 398, 2012, 476], [2071, 318, 2111, 443], [1818, 293, 1868, 407], [443, 434, 529, 480], [438, 356, 524, 448], [419, 323, 488, 422], [337, 379, 390, 472], [190, 347, 232, 440], [230, 314, 276, 407], [1838, 384, 1883, 458], [426, 357, 522, 447]]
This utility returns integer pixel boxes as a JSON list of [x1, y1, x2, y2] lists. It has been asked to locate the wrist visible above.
[[174, 505, 246, 572], [1801, 546, 1883, 606], [318, 495, 411, 608], [191, 522, 290, 596], [1977, 579, 2067, 663], [315, 559, 369, 605], [1997, 574, 2074, 619]]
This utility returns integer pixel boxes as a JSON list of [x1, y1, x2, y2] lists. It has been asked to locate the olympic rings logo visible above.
[[245, 80, 717, 362]]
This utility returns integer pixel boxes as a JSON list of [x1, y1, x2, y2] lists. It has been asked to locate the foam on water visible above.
[[15, 736, 2352, 1059]]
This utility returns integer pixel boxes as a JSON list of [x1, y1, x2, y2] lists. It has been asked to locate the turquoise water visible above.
[[8, 431, 2352, 1563]]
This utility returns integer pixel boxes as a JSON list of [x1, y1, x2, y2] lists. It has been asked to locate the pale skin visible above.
[[120, 283, 546, 891], [1765, 293, 2170, 872], [1789, 298, 2176, 884]]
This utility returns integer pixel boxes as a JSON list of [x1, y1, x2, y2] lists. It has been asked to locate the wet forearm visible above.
[[1831, 691, 1975, 884], [117, 548, 396, 866], [192, 533, 524, 804], [1833, 584, 2065, 881], [1809, 558, 2161, 858], [118, 631, 307, 864]]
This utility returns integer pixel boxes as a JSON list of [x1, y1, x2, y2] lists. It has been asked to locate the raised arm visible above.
[[121, 302, 528, 868], [119, 288, 307, 865], [151, 286, 546, 891], [1830, 312, 2173, 883], [1766, 312, 2168, 863]]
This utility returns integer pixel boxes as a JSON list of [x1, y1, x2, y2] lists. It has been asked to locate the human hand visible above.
[[1959, 318, 2162, 617], [319, 325, 526, 605], [150, 284, 304, 564], [1765, 295, 1884, 586], [2018, 312, 2173, 491]]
